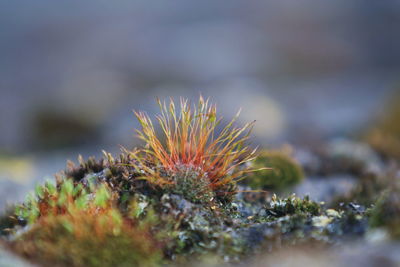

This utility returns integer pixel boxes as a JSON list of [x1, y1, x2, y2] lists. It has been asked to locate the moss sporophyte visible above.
[[128, 96, 266, 201]]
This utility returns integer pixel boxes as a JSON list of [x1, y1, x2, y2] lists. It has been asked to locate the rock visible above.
[[0, 245, 33, 267], [327, 138, 383, 175], [294, 175, 358, 204], [250, 242, 400, 267]]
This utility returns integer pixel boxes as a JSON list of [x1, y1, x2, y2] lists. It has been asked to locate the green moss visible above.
[[246, 150, 304, 191], [154, 194, 247, 263], [11, 183, 164, 267], [12, 207, 162, 267], [265, 194, 321, 218], [164, 165, 215, 204], [15, 179, 112, 225]]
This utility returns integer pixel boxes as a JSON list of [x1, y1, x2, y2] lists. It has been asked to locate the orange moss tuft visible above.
[[130, 96, 258, 192]]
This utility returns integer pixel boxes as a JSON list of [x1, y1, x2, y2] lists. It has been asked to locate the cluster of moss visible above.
[[0, 151, 374, 267], [264, 194, 321, 218], [6, 96, 400, 266], [244, 149, 304, 191], [163, 165, 215, 204], [0, 154, 245, 265], [8, 179, 164, 267], [12, 204, 162, 267]]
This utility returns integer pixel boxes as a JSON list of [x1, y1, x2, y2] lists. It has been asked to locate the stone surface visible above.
[[0, 246, 33, 267], [294, 175, 358, 204]]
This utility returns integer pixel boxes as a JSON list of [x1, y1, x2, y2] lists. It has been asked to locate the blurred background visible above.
[[1, 0, 400, 208]]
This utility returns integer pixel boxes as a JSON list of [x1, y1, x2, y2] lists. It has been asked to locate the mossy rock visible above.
[[265, 194, 321, 218], [245, 150, 304, 191], [5, 159, 372, 266], [8, 157, 248, 265], [5, 92, 394, 265]]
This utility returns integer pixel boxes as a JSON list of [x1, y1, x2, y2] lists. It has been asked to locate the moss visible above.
[[7, 146, 376, 266], [238, 195, 367, 253], [15, 179, 118, 225], [7, 161, 373, 266], [61, 153, 159, 208], [265, 194, 321, 218], [6, 97, 396, 265], [163, 165, 215, 204], [161, 199, 246, 263], [11, 208, 162, 267], [131, 97, 256, 203], [11, 183, 163, 267], [245, 150, 304, 191], [11, 154, 249, 264]]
